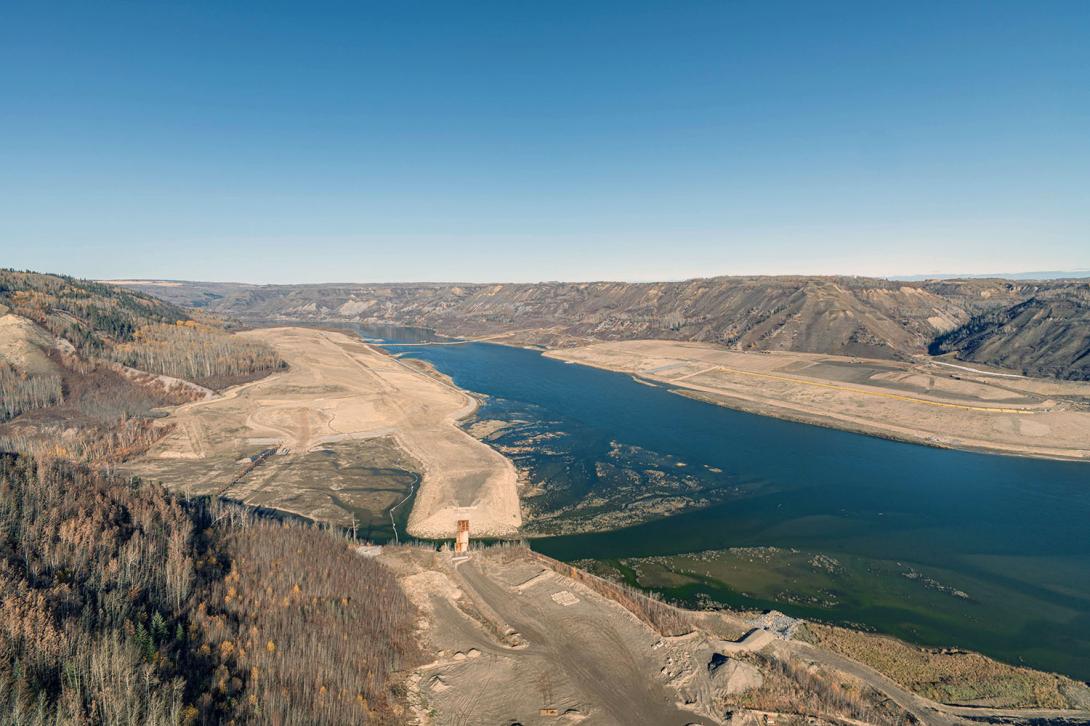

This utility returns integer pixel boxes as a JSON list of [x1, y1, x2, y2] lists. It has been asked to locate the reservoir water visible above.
[[360, 326, 1090, 680]]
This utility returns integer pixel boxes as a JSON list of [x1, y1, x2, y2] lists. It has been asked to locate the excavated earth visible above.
[[125, 327, 521, 537]]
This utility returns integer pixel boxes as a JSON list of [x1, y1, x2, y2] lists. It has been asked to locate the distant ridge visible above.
[[890, 269, 1090, 281], [111, 274, 1090, 380]]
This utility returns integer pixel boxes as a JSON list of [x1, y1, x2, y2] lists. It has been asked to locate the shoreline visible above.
[[146, 324, 1090, 693], [336, 323, 1089, 464], [544, 341, 1090, 463], [673, 387, 1085, 462]]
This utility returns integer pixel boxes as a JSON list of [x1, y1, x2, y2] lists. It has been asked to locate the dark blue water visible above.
[[366, 330, 1090, 679]]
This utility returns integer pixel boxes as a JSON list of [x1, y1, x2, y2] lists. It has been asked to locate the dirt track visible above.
[[389, 547, 730, 725], [547, 340, 1090, 461], [127, 327, 521, 537], [455, 558, 710, 725]]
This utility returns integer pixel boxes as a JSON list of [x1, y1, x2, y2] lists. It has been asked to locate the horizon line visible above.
[[96, 268, 1090, 287]]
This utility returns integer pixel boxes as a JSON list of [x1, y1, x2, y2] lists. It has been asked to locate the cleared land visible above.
[[546, 340, 1090, 461], [382, 545, 1090, 725], [125, 327, 521, 537]]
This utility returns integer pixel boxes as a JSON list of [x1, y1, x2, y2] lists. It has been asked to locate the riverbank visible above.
[[125, 327, 522, 538], [545, 340, 1090, 461], [240, 328, 1090, 685]]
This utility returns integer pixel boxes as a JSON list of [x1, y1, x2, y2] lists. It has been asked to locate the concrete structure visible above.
[[454, 519, 470, 554]]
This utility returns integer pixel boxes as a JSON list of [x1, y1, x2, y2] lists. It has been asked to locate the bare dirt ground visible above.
[[379, 545, 1090, 726], [0, 313, 61, 374], [125, 327, 521, 537], [547, 340, 1090, 461]]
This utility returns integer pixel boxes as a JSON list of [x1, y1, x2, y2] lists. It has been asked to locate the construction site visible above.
[[124, 326, 522, 538], [380, 542, 1090, 725]]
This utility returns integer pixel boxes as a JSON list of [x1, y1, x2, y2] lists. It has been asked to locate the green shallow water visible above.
[[360, 327, 1090, 680]]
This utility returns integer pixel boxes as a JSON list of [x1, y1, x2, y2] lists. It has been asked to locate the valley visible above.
[[384, 333, 1090, 682], [3, 270, 1090, 724], [11, 3, 1090, 722]]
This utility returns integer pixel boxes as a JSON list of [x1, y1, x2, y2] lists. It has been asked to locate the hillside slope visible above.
[[1, 269, 284, 386], [0, 450, 422, 724], [117, 276, 1072, 363], [2, 268, 187, 351], [0, 269, 285, 461], [931, 287, 1090, 380]]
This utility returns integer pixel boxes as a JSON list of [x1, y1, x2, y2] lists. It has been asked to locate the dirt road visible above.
[[392, 548, 723, 725]]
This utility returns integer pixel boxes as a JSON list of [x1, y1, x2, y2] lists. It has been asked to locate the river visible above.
[[350, 324, 1090, 680]]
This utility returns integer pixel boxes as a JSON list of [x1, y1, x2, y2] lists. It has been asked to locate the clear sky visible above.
[[2, 1, 1088, 283]]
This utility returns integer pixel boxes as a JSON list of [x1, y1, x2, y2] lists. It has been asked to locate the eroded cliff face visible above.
[[115, 276, 1089, 376]]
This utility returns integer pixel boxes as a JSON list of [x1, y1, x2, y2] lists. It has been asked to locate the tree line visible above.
[[0, 269, 186, 353], [0, 365, 63, 422], [108, 323, 285, 388]]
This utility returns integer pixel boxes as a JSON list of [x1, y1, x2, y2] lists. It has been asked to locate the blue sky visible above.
[[2, 1, 1088, 283]]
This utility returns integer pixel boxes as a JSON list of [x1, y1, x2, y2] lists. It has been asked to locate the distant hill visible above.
[[113, 275, 1090, 379], [892, 270, 1090, 281], [101, 279, 258, 308], [931, 287, 1090, 380]]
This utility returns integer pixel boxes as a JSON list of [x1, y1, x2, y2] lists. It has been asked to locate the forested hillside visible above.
[[0, 269, 285, 387], [0, 269, 187, 353], [107, 322, 285, 390], [0, 454, 421, 724]]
